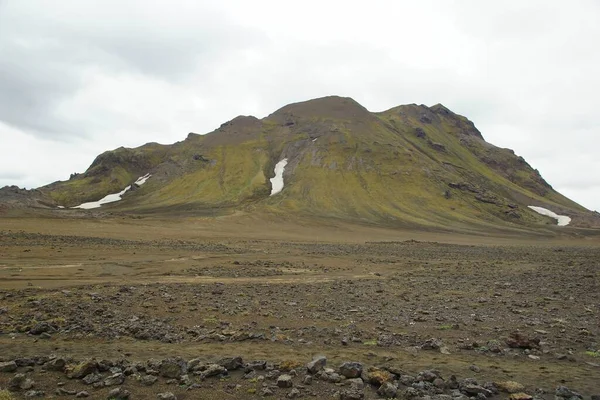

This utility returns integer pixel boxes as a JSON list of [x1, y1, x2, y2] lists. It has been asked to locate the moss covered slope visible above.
[[40, 96, 598, 228]]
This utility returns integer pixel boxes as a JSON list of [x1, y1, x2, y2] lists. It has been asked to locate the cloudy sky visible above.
[[1, 0, 599, 211]]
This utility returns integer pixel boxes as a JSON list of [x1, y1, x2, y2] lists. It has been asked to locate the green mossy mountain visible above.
[[39, 96, 597, 228]]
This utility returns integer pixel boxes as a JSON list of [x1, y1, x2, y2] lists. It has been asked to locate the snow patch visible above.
[[270, 159, 288, 196], [135, 173, 151, 186], [73, 186, 132, 209], [73, 173, 151, 209], [528, 206, 571, 226]]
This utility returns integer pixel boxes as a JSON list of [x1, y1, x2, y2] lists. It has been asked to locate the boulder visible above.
[[377, 381, 398, 398], [0, 361, 18, 373], [67, 360, 98, 379], [339, 362, 363, 378], [277, 374, 293, 388], [306, 355, 327, 374]]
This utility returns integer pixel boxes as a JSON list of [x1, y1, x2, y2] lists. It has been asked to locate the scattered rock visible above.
[[555, 386, 583, 399], [24, 390, 45, 398], [157, 393, 177, 400], [307, 355, 327, 374], [363, 367, 394, 386], [339, 389, 364, 400], [8, 373, 35, 391], [496, 381, 525, 393], [82, 373, 103, 385], [67, 360, 97, 379], [509, 393, 533, 400], [107, 387, 130, 399], [277, 374, 293, 388], [217, 356, 243, 371], [199, 364, 227, 378], [0, 361, 18, 373], [505, 332, 540, 349], [140, 374, 158, 386], [75, 391, 90, 398], [45, 358, 66, 372], [339, 362, 363, 378], [377, 381, 398, 398], [103, 372, 125, 386], [159, 359, 184, 378]]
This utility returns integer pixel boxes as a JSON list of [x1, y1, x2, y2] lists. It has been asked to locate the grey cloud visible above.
[[0, 0, 599, 211], [0, 0, 265, 140]]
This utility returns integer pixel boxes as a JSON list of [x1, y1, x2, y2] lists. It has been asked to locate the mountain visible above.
[[7, 96, 600, 229]]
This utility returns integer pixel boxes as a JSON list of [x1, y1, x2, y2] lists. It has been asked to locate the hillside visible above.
[[13, 96, 600, 229]]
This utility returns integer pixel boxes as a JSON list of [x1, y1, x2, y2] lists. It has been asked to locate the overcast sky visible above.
[[1, 0, 599, 211]]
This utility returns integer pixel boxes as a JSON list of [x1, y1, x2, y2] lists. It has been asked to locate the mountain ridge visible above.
[[4, 95, 599, 229]]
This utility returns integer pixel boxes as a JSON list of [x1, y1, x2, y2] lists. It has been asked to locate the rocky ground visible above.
[[0, 221, 599, 399]]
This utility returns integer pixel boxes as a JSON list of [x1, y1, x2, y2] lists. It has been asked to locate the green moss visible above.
[[0, 390, 15, 400]]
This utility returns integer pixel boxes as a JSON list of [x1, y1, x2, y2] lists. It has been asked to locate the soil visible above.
[[0, 213, 598, 399]]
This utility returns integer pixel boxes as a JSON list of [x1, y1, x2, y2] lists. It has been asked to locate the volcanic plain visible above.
[[0, 212, 599, 399]]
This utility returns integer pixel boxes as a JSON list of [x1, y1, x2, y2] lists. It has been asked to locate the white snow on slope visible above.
[[73, 173, 151, 209], [528, 206, 571, 226], [270, 159, 288, 196], [135, 173, 151, 186], [74, 186, 132, 209]]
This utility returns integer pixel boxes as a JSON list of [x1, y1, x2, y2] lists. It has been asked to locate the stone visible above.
[[303, 375, 312, 385], [107, 387, 130, 399], [56, 388, 77, 395], [159, 359, 184, 378], [217, 356, 243, 371], [103, 372, 125, 386], [141, 374, 158, 386], [509, 393, 533, 400], [307, 355, 327, 374], [260, 387, 274, 396], [0, 361, 18, 373], [339, 390, 364, 400], [82, 373, 103, 385], [29, 322, 55, 335], [496, 381, 526, 393], [416, 370, 440, 382], [8, 373, 35, 391], [246, 360, 267, 371], [15, 359, 35, 367], [461, 384, 493, 397], [339, 362, 363, 378], [67, 360, 97, 379], [363, 367, 394, 386], [555, 386, 582, 399], [24, 390, 45, 398], [45, 358, 66, 372], [377, 382, 398, 398], [277, 374, 293, 388], [347, 378, 364, 391], [76, 391, 90, 398], [157, 393, 177, 400], [505, 332, 540, 349], [199, 364, 227, 378], [287, 388, 301, 398], [187, 358, 205, 372]]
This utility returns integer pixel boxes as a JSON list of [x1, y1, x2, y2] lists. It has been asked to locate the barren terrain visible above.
[[1, 213, 599, 399]]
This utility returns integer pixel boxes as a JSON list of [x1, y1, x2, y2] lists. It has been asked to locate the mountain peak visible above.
[[268, 95, 370, 122]]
